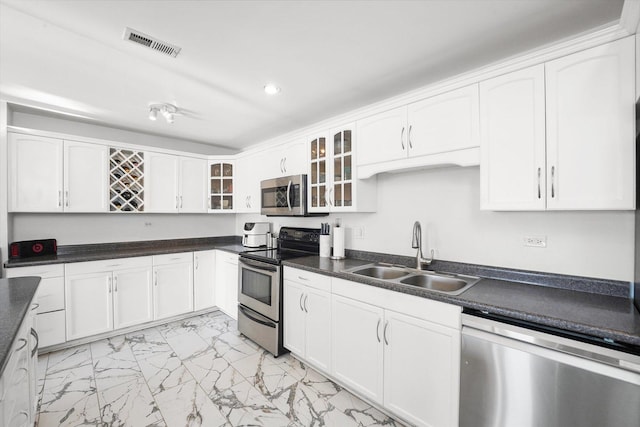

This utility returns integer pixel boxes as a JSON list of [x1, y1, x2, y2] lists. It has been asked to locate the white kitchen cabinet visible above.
[[308, 123, 376, 212], [6, 264, 66, 348], [65, 271, 113, 340], [480, 64, 547, 210], [215, 250, 238, 319], [283, 268, 332, 372], [332, 294, 385, 403], [153, 253, 194, 320], [383, 310, 460, 427], [113, 267, 154, 329], [234, 154, 262, 213], [481, 37, 635, 211], [268, 139, 307, 177], [356, 85, 480, 176], [8, 134, 108, 212], [209, 161, 235, 212], [179, 157, 208, 212], [331, 277, 461, 427], [194, 250, 216, 310], [147, 154, 207, 212], [8, 133, 63, 212], [65, 257, 153, 340], [545, 37, 635, 210], [63, 140, 109, 212]]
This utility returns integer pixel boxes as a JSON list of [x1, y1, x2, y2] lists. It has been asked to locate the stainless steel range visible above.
[[237, 226, 320, 356]]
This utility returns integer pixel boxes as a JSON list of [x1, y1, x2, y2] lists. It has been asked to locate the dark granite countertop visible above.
[[0, 277, 40, 377], [4, 236, 246, 268], [283, 256, 640, 349]]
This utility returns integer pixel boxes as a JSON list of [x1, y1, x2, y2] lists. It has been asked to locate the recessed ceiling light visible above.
[[264, 84, 281, 95]]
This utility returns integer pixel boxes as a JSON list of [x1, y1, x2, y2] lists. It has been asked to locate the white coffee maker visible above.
[[242, 222, 271, 247]]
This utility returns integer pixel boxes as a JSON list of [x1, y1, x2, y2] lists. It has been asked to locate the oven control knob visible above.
[[311, 233, 319, 242]]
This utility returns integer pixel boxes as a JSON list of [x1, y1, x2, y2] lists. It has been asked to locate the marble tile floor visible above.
[[35, 311, 406, 427]]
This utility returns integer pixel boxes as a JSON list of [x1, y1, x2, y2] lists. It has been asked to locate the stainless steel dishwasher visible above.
[[460, 313, 640, 427]]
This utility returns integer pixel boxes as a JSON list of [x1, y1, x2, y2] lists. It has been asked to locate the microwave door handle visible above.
[[286, 180, 292, 211]]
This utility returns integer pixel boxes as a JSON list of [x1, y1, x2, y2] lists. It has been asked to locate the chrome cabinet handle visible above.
[[537, 167, 541, 199], [408, 125, 413, 149], [383, 321, 389, 345], [30, 328, 39, 357], [58, 190, 62, 207], [175, 196, 179, 209], [297, 275, 309, 281], [303, 295, 308, 313], [283, 157, 287, 173], [195, 256, 199, 270], [280, 158, 284, 173], [15, 338, 27, 352], [551, 166, 555, 198], [114, 276, 118, 292], [31, 303, 40, 312], [108, 277, 112, 293], [154, 271, 158, 286], [376, 319, 381, 343], [400, 126, 405, 150], [65, 190, 69, 207], [299, 293, 304, 311], [179, 195, 183, 208]]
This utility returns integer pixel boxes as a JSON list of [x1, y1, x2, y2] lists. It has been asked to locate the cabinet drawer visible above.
[[153, 252, 193, 266], [284, 267, 331, 292], [37, 310, 66, 348], [5, 263, 64, 279], [65, 256, 152, 275], [37, 277, 65, 313], [216, 250, 238, 264]]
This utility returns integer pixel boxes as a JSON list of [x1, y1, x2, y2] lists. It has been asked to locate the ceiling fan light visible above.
[[264, 84, 281, 95]]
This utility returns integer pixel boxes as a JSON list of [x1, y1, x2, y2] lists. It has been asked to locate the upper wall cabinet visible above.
[[480, 37, 635, 211], [235, 153, 262, 213], [9, 133, 108, 212], [308, 123, 376, 213], [266, 139, 307, 178], [147, 153, 207, 213], [208, 161, 234, 212], [356, 85, 480, 178]]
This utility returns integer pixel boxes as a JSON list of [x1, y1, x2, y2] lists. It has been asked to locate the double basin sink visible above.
[[342, 263, 480, 296]]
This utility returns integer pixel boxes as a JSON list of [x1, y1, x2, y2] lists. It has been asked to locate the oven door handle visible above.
[[239, 257, 278, 272], [239, 305, 276, 329]]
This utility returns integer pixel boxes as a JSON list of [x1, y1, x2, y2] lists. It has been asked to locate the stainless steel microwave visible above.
[[260, 174, 308, 216]]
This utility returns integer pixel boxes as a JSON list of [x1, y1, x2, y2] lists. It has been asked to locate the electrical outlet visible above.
[[524, 236, 546, 248], [353, 226, 365, 239]]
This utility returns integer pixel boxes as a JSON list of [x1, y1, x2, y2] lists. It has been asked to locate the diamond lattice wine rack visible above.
[[109, 148, 145, 212]]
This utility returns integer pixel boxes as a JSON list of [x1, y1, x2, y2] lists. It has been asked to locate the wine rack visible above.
[[109, 148, 145, 212], [209, 161, 233, 211]]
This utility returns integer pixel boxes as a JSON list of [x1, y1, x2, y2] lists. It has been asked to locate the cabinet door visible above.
[[8, 133, 63, 212], [328, 126, 354, 210], [331, 294, 384, 404], [356, 107, 407, 166], [65, 272, 113, 340], [36, 310, 66, 348], [154, 263, 193, 320], [209, 161, 234, 211], [63, 141, 109, 212], [234, 154, 262, 213], [279, 140, 307, 176], [215, 252, 238, 319], [545, 37, 635, 210], [283, 280, 306, 356], [305, 287, 332, 372], [308, 134, 329, 212], [147, 153, 179, 212], [194, 250, 216, 310], [409, 84, 479, 157], [113, 267, 153, 329], [384, 310, 460, 427], [180, 157, 207, 212], [479, 65, 546, 210]]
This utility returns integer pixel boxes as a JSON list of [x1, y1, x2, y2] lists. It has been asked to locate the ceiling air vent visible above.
[[123, 27, 181, 58]]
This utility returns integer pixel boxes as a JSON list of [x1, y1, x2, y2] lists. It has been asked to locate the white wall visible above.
[[237, 166, 635, 282], [10, 213, 236, 245], [10, 110, 236, 155]]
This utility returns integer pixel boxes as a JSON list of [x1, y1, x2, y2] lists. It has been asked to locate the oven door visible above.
[[238, 257, 280, 321]]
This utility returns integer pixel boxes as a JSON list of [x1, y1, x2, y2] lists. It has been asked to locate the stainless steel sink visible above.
[[349, 266, 410, 280], [343, 263, 480, 295]]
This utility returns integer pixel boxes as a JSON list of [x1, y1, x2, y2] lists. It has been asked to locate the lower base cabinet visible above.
[[153, 253, 194, 320], [36, 310, 66, 348], [284, 267, 462, 427], [113, 267, 154, 329], [194, 250, 216, 311], [65, 271, 113, 340], [215, 251, 238, 319]]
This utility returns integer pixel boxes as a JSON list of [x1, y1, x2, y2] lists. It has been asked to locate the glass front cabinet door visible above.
[[209, 161, 234, 212]]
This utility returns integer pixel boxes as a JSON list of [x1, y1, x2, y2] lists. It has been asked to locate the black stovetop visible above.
[[240, 226, 320, 265]]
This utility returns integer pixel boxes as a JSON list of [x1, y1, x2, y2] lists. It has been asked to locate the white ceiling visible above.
[[0, 0, 626, 152]]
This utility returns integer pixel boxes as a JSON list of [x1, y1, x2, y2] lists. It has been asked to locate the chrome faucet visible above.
[[411, 221, 433, 269]]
